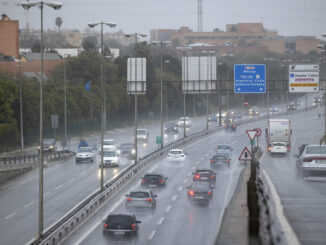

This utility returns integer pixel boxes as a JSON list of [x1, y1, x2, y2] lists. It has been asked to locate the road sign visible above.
[[246, 130, 258, 141], [288, 64, 319, 93], [234, 64, 266, 93], [239, 147, 252, 161], [243, 100, 249, 106], [127, 58, 147, 94], [254, 128, 262, 137], [156, 136, 162, 145], [51, 114, 58, 129]]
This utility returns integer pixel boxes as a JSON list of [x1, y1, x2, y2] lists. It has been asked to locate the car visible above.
[[177, 117, 192, 128], [208, 114, 218, 122], [125, 190, 157, 209], [216, 144, 233, 155], [193, 169, 216, 183], [249, 106, 260, 116], [296, 144, 326, 178], [210, 153, 231, 166], [312, 97, 322, 107], [39, 138, 57, 152], [287, 102, 297, 111], [187, 182, 214, 204], [222, 117, 233, 126], [102, 214, 141, 238], [102, 139, 117, 151], [269, 106, 279, 115], [136, 129, 149, 144], [224, 122, 237, 131], [164, 122, 179, 134], [268, 142, 287, 155], [102, 150, 119, 167], [117, 143, 136, 159], [167, 148, 187, 161], [233, 111, 242, 118], [141, 173, 168, 187], [75, 146, 96, 163]]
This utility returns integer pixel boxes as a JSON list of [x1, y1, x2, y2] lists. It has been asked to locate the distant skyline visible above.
[[2, 0, 326, 38]]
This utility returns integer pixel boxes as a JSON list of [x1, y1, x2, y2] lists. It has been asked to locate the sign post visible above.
[[288, 64, 319, 93], [51, 114, 58, 139]]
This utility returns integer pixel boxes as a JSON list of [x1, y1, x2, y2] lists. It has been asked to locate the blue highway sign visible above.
[[234, 64, 266, 93]]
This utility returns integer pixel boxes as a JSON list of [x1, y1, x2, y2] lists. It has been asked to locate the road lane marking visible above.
[[183, 179, 188, 184], [178, 186, 183, 192], [67, 178, 75, 183], [148, 230, 156, 240], [157, 217, 164, 225], [165, 205, 171, 212], [196, 161, 200, 165], [24, 201, 34, 208], [5, 212, 16, 219], [187, 172, 191, 177], [54, 184, 63, 191], [172, 194, 178, 201], [79, 171, 86, 175], [192, 166, 196, 170]]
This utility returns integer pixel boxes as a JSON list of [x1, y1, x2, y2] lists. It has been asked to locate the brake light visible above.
[[188, 190, 194, 196], [131, 224, 136, 231], [194, 174, 200, 179], [141, 179, 146, 183], [208, 191, 212, 195], [160, 179, 165, 184], [126, 197, 133, 201], [304, 157, 326, 162], [146, 198, 153, 202], [210, 160, 214, 163], [225, 159, 229, 163], [267, 147, 272, 151], [210, 175, 215, 179], [287, 147, 291, 151], [104, 223, 108, 228]]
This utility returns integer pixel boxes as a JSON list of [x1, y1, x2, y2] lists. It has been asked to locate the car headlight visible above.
[[50, 146, 54, 149], [38, 146, 40, 150], [117, 150, 121, 154], [174, 127, 177, 130], [143, 143, 147, 148], [164, 127, 167, 130], [131, 149, 136, 154]]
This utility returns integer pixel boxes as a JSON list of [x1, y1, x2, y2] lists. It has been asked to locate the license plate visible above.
[[113, 231, 125, 235], [149, 185, 157, 187], [316, 160, 326, 163], [195, 196, 204, 199], [201, 177, 208, 180]]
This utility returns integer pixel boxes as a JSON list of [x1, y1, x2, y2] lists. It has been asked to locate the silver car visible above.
[[296, 144, 326, 178], [125, 190, 157, 209]]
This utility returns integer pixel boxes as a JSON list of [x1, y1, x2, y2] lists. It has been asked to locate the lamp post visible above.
[[125, 33, 147, 164], [63, 54, 69, 148], [20, 1, 62, 239], [88, 21, 116, 192], [318, 35, 326, 142], [164, 59, 170, 121], [17, 56, 24, 152], [282, 59, 292, 113], [264, 58, 274, 118], [217, 62, 223, 127], [152, 40, 171, 148]]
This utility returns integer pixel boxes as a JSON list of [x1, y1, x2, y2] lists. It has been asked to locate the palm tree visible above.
[[55, 17, 63, 33]]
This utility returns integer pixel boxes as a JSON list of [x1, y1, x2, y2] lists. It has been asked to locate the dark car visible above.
[[287, 102, 297, 111], [224, 122, 236, 131], [312, 97, 322, 107], [125, 191, 157, 209], [208, 114, 218, 122], [187, 182, 214, 204], [39, 138, 57, 152], [193, 169, 216, 183], [117, 143, 136, 159], [164, 122, 179, 134], [210, 153, 231, 167], [102, 214, 141, 238], [141, 173, 168, 187]]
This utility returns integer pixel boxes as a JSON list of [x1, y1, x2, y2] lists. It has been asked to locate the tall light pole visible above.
[[282, 59, 292, 113], [17, 56, 24, 152], [152, 40, 171, 148], [63, 54, 69, 148], [21, 1, 62, 240], [88, 21, 116, 192], [318, 35, 326, 142], [264, 57, 274, 118], [217, 62, 223, 127], [125, 33, 147, 164], [164, 59, 170, 121]]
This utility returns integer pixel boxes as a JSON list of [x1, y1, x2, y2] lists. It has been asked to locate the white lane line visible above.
[[67, 177, 75, 183], [192, 166, 196, 170], [178, 186, 183, 192], [157, 217, 164, 225], [183, 179, 188, 184], [262, 169, 300, 245], [187, 172, 191, 177], [148, 230, 156, 240], [24, 201, 34, 208], [196, 161, 200, 165], [172, 194, 178, 201], [54, 184, 63, 191], [44, 192, 50, 197], [165, 205, 171, 212], [5, 212, 16, 219], [79, 171, 86, 175]]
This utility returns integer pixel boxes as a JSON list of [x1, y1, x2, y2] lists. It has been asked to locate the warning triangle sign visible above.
[[246, 130, 258, 141], [239, 147, 252, 161]]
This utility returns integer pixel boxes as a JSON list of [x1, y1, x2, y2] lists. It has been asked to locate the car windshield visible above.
[[191, 183, 210, 191], [196, 170, 211, 175], [103, 140, 114, 145], [144, 175, 162, 181], [213, 155, 227, 160], [170, 150, 183, 155], [106, 215, 133, 227], [78, 147, 91, 153], [306, 146, 326, 154], [273, 143, 285, 146], [43, 139, 54, 145], [129, 192, 150, 198], [119, 144, 134, 149], [137, 129, 147, 135], [217, 145, 230, 150], [166, 123, 177, 127], [103, 151, 117, 157]]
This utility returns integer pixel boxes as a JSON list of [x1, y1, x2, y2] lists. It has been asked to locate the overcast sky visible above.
[[2, 0, 326, 38]]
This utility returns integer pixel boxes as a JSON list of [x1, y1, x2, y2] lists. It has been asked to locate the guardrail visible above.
[[27, 105, 321, 245], [0, 150, 75, 172]]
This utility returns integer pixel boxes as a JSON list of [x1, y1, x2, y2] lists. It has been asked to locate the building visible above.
[[0, 14, 19, 58]]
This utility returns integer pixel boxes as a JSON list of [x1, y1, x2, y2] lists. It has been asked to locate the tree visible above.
[[55, 17, 63, 33], [82, 36, 98, 51]]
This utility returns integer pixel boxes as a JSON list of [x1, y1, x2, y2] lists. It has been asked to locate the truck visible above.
[[266, 119, 292, 155]]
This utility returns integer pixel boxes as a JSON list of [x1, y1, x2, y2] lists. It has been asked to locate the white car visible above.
[[101, 151, 119, 168], [268, 142, 288, 155], [167, 149, 187, 161], [102, 139, 117, 151], [177, 117, 192, 128], [137, 129, 149, 143], [76, 147, 96, 163]]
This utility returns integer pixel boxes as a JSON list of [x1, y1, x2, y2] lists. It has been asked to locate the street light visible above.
[[264, 57, 274, 118], [164, 59, 170, 120], [17, 56, 24, 153], [282, 59, 292, 113], [152, 40, 171, 148], [88, 21, 116, 192], [20, 1, 62, 240], [317, 35, 326, 142], [217, 62, 223, 127], [125, 33, 147, 164]]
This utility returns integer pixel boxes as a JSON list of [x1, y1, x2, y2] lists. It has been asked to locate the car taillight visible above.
[[194, 174, 200, 179], [160, 179, 165, 184], [208, 191, 212, 195], [303, 158, 312, 162], [287, 147, 291, 151], [131, 224, 136, 230], [210, 175, 215, 179], [188, 190, 194, 196], [126, 197, 133, 201], [210, 159, 214, 163], [146, 198, 153, 202], [225, 159, 229, 163], [104, 223, 108, 228], [267, 147, 272, 151], [141, 179, 146, 183]]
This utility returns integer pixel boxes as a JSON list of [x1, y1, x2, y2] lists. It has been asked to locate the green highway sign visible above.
[[156, 136, 162, 145]]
